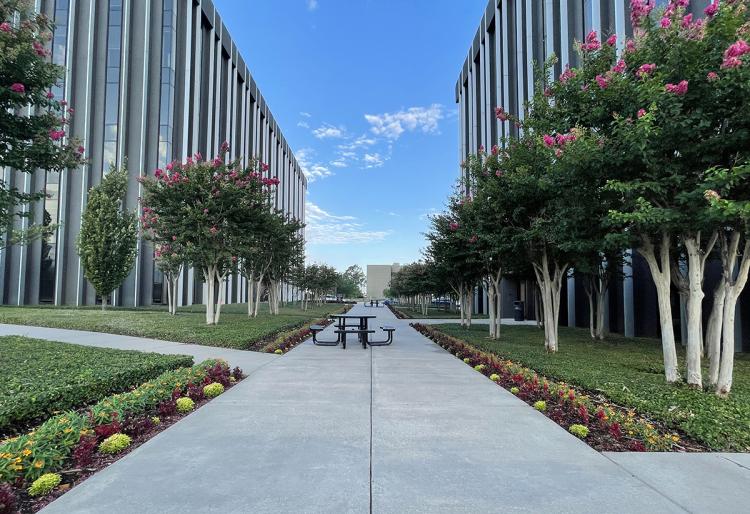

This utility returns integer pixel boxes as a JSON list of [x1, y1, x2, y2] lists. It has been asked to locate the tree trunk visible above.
[[253, 276, 264, 318], [101, 295, 107, 311], [595, 280, 607, 341], [584, 278, 595, 340], [204, 266, 215, 325], [247, 278, 255, 317], [214, 271, 226, 325], [532, 248, 567, 353], [637, 232, 680, 383], [706, 280, 726, 386], [486, 279, 496, 339], [494, 273, 502, 339], [682, 232, 718, 388], [716, 237, 750, 396]]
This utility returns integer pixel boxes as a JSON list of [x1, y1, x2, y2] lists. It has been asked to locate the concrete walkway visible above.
[[0, 323, 277, 373], [2, 305, 747, 513]]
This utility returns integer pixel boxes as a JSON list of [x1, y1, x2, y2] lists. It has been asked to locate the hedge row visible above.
[[0, 336, 193, 435]]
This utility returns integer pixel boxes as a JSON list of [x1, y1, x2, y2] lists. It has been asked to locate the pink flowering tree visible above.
[[606, 0, 750, 389], [140, 144, 273, 325], [0, 0, 84, 244]]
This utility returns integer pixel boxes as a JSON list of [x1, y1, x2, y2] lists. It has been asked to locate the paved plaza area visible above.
[[1, 304, 748, 513]]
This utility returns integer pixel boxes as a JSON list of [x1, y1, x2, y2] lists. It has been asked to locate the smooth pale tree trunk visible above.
[[637, 232, 680, 383], [716, 236, 750, 396], [203, 265, 216, 325], [253, 275, 264, 318], [532, 248, 567, 353], [494, 275, 502, 339], [595, 275, 608, 341], [486, 279, 496, 339], [101, 295, 107, 311], [465, 290, 473, 328], [584, 278, 595, 340], [215, 271, 227, 324], [706, 280, 726, 386], [247, 278, 255, 317], [682, 232, 718, 388]]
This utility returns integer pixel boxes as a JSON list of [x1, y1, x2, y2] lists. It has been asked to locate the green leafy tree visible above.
[[337, 265, 366, 298], [0, 0, 85, 244], [140, 144, 273, 325], [76, 166, 137, 310]]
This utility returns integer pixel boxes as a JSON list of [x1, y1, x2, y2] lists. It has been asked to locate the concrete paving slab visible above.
[[604, 452, 750, 514]]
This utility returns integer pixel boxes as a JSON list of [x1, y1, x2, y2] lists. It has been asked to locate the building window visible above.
[[102, 0, 122, 173], [39, 0, 70, 303]]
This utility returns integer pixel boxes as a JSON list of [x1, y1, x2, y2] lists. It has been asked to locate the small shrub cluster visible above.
[[414, 324, 687, 452], [27, 473, 61, 497], [0, 359, 231, 486], [203, 383, 224, 399], [175, 398, 195, 413], [98, 434, 131, 455]]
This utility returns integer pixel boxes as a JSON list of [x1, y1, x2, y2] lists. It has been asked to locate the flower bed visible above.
[[0, 360, 244, 513], [413, 323, 705, 452]]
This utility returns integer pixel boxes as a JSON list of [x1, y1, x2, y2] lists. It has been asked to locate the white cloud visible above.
[[329, 158, 348, 168], [307, 0, 318, 11], [337, 135, 377, 151], [297, 121, 310, 128], [363, 153, 386, 168], [312, 124, 346, 139], [306, 202, 391, 245], [296, 148, 333, 182], [300, 111, 312, 118], [364, 104, 444, 140]]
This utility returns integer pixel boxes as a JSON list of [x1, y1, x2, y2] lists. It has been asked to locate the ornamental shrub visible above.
[[0, 482, 16, 513], [463, 358, 471, 364], [176, 397, 195, 413], [151, 416, 161, 425], [27, 473, 61, 497], [474, 364, 486, 372], [203, 382, 225, 399], [274, 349, 283, 355], [510, 387, 519, 395], [98, 433, 131, 455], [534, 401, 547, 412], [569, 424, 589, 439], [489, 373, 500, 382]]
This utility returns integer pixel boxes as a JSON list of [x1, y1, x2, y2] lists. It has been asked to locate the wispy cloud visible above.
[[337, 135, 377, 151], [300, 111, 312, 118], [306, 202, 391, 245], [306, 0, 318, 11], [297, 148, 333, 182], [363, 153, 386, 169], [297, 121, 310, 128], [364, 104, 444, 140], [312, 123, 346, 139]]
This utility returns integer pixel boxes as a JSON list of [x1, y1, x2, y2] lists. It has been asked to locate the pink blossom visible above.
[[612, 60, 627, 73], [704, 0, 719, 17], [681, 13, 693, 29], [543, 87, 552, 97], [722, 40, 750, 69], [48, 129, 64, 141], [46, 90, 54, 99], [625, 39, 637, 53], [209, 226, 219, 235], [555, 148, 563, 158], [630, 0, 655, 28], [261, 162, 269, 172], [32, 40, 47, 57], [606, 34, 617, 46], [543, 134, 555, 147], [449, 222, 459, 231], [495, 170, 503, 177], [478, 145, 485, 153], [60, 100, 67, 106], [10, 83, 25, 93], [581, 30, 601, 52], [707, 71, 719, 81], [220, 141, 230, 152], [637, 108, 646, 118], [559, 66, 576, 83], [468, 235, 478, 244], [491, 145, 500, 156], [665, 80, 689, 95], [660, 17, 671, 29], [495, 106, 509, 121], [203, 208, 209, 214], [636, 63, 656, 78], [77, 145, 85, 154], [0, 22, 11, 32]]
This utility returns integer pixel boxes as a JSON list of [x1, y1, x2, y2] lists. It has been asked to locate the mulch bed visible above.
[[386, 304, 410, 319]]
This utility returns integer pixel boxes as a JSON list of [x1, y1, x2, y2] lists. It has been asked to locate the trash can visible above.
[[513, 301, 525, 322]]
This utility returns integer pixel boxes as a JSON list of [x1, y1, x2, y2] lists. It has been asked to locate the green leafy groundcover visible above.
[[0, 359, 227, 484], [0, 303, 345, 350], [0, 336, 192, 435], [433, 324, 750, 451]]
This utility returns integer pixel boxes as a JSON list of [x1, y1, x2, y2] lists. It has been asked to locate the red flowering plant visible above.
[[140, 143, 274, 325], [0, 0, 85, 245]]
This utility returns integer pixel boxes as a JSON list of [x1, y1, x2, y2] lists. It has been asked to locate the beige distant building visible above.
[[366, 264, 401, 299]]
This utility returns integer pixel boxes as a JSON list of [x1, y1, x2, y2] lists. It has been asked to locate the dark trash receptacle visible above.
[[513, 301, 525, 322]]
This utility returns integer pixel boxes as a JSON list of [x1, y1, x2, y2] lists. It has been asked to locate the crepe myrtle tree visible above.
[[0, 0, 85, 244], [264, 214, 305, 315], [606, 0, 750, 388], [387, 262, 436, 316], [140, 143, 275, 325], [424, 198, 483, 327], [76, 166, 137, 310]]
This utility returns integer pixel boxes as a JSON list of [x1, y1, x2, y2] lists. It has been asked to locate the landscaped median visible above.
[[0, 303, 348, 350], [413, 323, 712, 453], [0, 336, 193, 435], [0, 358, 244, 513]]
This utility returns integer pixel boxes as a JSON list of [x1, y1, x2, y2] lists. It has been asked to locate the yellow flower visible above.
[[22, 449, 32, 456], [63, 428, 73, 433], [33, 460, 44, 469], [672, 435, 680, 442]]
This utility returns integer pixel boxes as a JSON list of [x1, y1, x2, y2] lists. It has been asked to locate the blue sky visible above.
[[214, 0, 487, 271]]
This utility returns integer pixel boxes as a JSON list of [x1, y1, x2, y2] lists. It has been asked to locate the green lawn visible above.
[[0, 303, 345, 351], [394, 305, 488, 319], [434, 324, 750, 451], [0, 336, 192, 434]]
